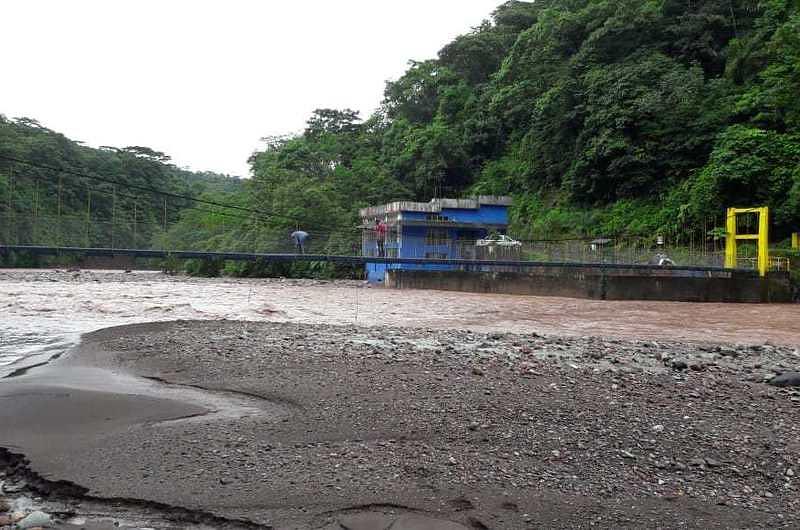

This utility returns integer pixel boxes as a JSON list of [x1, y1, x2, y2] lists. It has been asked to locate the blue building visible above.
[[360, 196, 513, 283]]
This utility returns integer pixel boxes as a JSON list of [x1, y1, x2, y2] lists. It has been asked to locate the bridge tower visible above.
[[725, 207, 769, 277]]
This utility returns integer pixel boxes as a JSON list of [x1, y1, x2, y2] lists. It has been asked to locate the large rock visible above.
[[768, 372, 800, 387], [17, 510, 52, 529]]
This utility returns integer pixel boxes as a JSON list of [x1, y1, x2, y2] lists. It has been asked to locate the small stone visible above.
[[471, 367, 485, 376], [447, 456, 457, 466], [468, 422, 479, 431], [786, 468, 795, 477], [671, 360, 688, 371], [620, 450, 637, 459], [705, 457, 722, 468], [689, 458, 705, 467], [2, 481, 26, 493], [551, 450, 561, 458], [651, 424, 665, 433]]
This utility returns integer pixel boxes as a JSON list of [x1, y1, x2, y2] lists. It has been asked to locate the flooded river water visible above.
[[1, 269, 798, 376]]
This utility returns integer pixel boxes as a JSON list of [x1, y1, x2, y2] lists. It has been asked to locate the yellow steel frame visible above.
[[725, 207, 769, 276]]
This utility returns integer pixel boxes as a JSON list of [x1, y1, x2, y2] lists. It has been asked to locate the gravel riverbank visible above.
[[2, 319, 800, 528]]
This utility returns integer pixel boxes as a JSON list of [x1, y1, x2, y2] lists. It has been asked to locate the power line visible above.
[[0, 154, 319, 226]]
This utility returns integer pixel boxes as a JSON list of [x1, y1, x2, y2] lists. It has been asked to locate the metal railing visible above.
[[1, 211, 790, 273], [360, 234, 730, 269]]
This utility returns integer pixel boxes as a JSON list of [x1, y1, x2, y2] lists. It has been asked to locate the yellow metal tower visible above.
[[793, 232, 799, 250], [725, 207, 770, 276]]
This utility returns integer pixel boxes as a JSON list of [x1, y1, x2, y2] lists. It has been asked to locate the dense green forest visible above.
[[3, 0, 799, 267], [228, 0, 800, 247], [0, 115, 244, 256]]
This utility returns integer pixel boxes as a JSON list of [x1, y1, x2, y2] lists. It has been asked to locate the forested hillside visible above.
[[3, 0, 799, 261], [237, 0, 800, 245], [0, 116, 244, 252]]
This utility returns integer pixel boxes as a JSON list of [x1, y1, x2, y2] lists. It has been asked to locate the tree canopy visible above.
[[241, 0, 800, 242], [5, 0, 799, 258]]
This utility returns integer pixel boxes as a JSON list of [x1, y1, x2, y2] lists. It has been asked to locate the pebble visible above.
[[2, 481, 26, 494], [671, 360, 688, 371]]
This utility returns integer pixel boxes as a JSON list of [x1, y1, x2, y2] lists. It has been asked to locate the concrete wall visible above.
[[385, 268, 793, 303]]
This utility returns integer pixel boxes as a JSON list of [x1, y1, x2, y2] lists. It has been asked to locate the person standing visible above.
[[291, 230, 309, 254], [375, 218, 387, 257]]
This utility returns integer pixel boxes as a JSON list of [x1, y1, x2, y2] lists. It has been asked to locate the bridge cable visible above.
[[0, 154, 355, 230]]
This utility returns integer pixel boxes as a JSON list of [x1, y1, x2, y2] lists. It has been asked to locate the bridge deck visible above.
[[0, 245, 747, 275]]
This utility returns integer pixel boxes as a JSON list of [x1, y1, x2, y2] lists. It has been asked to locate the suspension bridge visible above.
[[0, 243, 741, 276], [0, 154, 783, 281]]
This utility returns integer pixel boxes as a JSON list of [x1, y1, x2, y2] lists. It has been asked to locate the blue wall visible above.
[[365, 203, 509, 283], [442, 205, 508, 225]]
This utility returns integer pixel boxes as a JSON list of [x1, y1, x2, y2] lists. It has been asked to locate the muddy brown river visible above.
[[1, 269, 798, 376]]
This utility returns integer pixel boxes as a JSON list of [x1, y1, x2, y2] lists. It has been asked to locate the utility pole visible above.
[[57, 175, 62, 246], [112, 185, 116, 249], [33, 179, 39, 245], [163, 197, 168, 251], [86, 189, 91, 248], [7, 167, 13, 244]]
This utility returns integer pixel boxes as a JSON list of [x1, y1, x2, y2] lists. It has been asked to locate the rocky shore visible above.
[[2, 319, 799, 528]]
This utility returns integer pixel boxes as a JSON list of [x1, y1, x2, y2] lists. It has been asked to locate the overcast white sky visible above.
[[1, 1, 502, 177]]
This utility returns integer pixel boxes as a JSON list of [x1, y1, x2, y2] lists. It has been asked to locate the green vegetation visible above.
[[0, 115, 244, 262], [3, 0, 799, 275], [235, 0, 800, 244]]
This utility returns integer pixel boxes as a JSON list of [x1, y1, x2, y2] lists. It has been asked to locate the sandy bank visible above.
[[2, 319, 800, 528]]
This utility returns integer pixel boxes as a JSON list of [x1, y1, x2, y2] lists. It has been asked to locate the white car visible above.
[[476, 234, 522, 247]]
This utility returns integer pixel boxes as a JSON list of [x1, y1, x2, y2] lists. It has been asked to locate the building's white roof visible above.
[[359, 196, 512, 219]]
